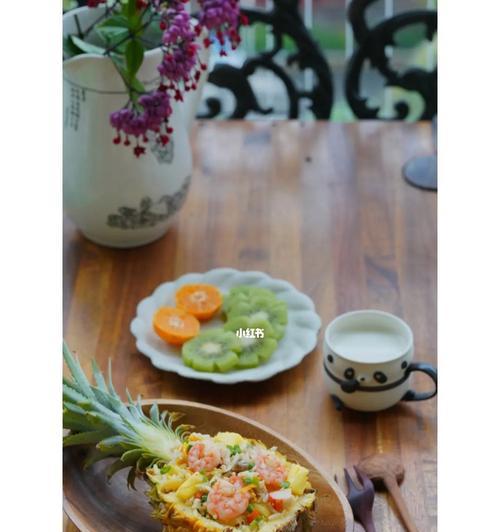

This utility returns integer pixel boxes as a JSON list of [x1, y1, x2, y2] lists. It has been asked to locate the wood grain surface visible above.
[[63, 121, 437, 532]]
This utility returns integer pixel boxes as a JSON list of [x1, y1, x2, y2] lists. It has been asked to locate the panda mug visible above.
[[323, 310, 437, 412]]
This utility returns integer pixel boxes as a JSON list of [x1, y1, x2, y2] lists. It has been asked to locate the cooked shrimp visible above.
[[206, 476, 251, 524], [255, 451, 287, 489], [187, 441, 222, 473]]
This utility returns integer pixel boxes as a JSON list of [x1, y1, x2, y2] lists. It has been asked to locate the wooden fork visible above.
[[336, 466, 377, 532]]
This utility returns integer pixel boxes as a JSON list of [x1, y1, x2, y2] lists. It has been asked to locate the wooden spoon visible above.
[[357, 453, 418, 532]]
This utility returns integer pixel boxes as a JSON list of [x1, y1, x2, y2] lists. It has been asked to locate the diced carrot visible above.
[[268, 489, 292, 512], [269, 498, 284, 512], [266, 480, 282, 491], [175, 284, 223, 321], [153, 307, 200, 345], [246, 509, 260, 524]]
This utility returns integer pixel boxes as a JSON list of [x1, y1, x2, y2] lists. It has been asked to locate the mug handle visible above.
[[402, 362, 437, 402]]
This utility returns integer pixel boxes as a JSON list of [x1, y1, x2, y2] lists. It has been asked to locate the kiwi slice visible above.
[[224, 317, 278, 368], [182, 329, 241, 372], [226, 297, 288, 340], [222, 286, 276, 315]]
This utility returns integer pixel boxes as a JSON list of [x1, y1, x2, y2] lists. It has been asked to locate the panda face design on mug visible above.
[[322, 310, 437, 411], [323, 350, 411, 389]]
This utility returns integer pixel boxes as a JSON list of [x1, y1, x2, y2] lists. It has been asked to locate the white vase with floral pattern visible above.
[[63, 6, 208, 248]]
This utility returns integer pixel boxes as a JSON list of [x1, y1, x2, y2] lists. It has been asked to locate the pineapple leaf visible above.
[[63, 407, 108, 430], [83, 446, 124, 469], [149, 403, 160, 424], [137, 455, 154, 471], [97, 435, 130, 451], [63, 401, 87, 415], [126, 389, 135, 405], [63, 342, 95, 399], [127, 467, 138, 490], [121, 449, 143, 463], [127, 392, 148, 424], [90, 385, 115, 410], [91, 359, 109, 393], [107, 359, 120, 399], [69, 390, 126, 426], [174, 423, 193, 440], [63, 345, 189, 481], [106, 458, 133, 480], [84, 411, 135, 438], [63, 411, 95, 432], [63, 383, 88, 404], [126, 391, 141, 422], [63, 376, 80, 392], [64, 429, 114, 447]]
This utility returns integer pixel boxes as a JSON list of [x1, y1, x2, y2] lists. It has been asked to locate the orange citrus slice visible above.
[[153, 307, 200, 345], [175, 284, 223, 321]]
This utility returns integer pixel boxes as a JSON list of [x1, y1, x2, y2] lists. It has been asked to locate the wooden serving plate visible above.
[[64, 400, 354, 532]]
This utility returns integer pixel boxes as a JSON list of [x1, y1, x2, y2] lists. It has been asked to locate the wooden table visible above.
[[64, 121, 437, 532]]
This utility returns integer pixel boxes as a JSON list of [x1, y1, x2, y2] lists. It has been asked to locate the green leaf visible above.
[[63, 36, 83, 58], [125, 39, 144, 79], [140, 14, 164, 49], [63, 0, 78, 12], [126, 0, 138, 19], [96, 26, 130, 51], [110, 52, 126, 72], [109, 52, 145, 98], [69, 35, 105, 55], [130, 77, 146, 94], [98, 14, 129, 29]]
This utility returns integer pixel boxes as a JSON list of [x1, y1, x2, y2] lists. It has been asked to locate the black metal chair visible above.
[[199, 0, 334, 120], [345, 0, 437, 120]]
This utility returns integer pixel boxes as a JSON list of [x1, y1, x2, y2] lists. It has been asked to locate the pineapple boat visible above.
[[63, 345, 316, 531]]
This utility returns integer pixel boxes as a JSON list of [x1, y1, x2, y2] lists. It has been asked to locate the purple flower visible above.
[[198, 0, 241, 49], [110, 90, 172, 157], [162, 10, 194, 45], [106, 0, 243, 157]]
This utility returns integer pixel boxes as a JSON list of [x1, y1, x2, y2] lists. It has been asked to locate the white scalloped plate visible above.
[[130, 268, 321, 384]]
